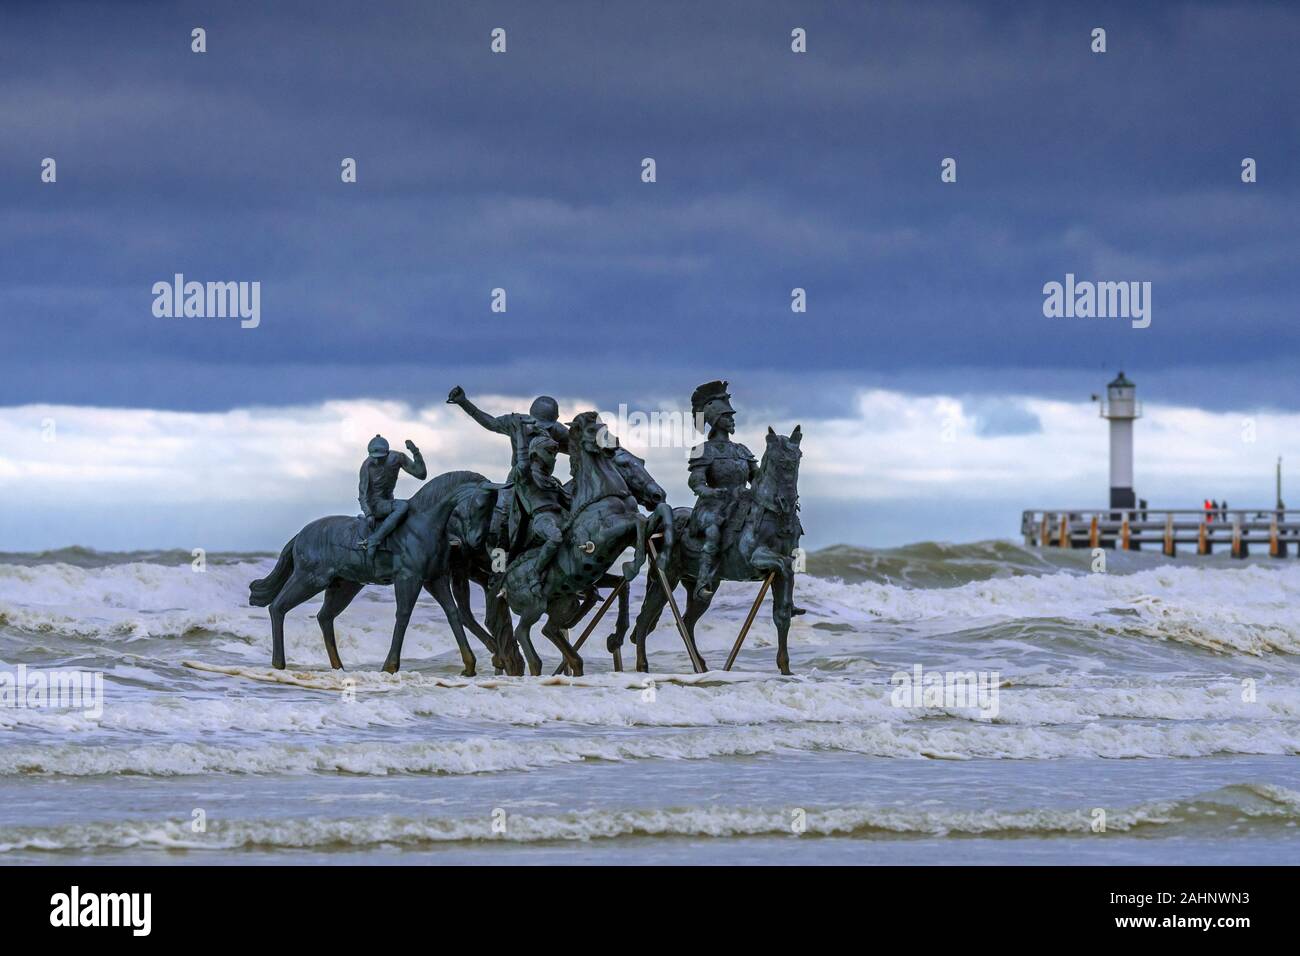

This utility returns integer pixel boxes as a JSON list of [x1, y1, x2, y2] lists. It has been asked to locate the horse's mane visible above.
[[567, 413, 631, 510], [411, 470, 488, 510], [747, 433, 802, 547], [568, 410, 599, 436]]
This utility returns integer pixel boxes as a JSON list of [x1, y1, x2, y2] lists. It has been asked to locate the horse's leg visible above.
[[576, 588, 601, 619], [448, 569, 499, 660], [489, 594, 521, 676], [463, 569, 508, 674], [772, 564, 795, 676], [426, 575, 477, 677], [546, 587, 602, 676], [269, 570, 326, 670], [485, 584, 523, 675], [750, 546, 795, 675], [541, 606, 583, 677], [316, 578, 363, 670], [623, 514, 648, 580], [653, 502, 675, 570], [511, 601, 545, 677], [682, 585, 716, 673], [566, 588, 600, 641], [607, 582, 630, 670], [631, 567, 674, 672], [381, 574, 422, 674]]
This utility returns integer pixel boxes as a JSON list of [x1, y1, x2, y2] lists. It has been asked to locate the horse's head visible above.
[[613, 447, 666, 509], [568, 411, 616, 458], [567, 411, 630, 509], [756, 426, 802, 527]]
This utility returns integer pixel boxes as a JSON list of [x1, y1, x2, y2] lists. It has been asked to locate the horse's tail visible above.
[[649, 500, 675, 570], [249, 536, 296, 607]]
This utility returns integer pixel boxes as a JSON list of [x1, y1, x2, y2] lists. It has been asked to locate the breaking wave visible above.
[[4, 713, 1298, 777], [4, 544, 1299, 862], [4, 547, 1300, 659], [4, 783, 1296, 852]]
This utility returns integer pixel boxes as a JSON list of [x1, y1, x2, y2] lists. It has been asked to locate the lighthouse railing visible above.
[[1097, 400, 1143, 418]]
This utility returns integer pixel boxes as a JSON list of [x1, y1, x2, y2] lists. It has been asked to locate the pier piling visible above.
[[1022, 507, 1298, 558]]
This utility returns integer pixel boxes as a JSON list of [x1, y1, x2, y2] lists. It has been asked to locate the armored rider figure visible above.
[[357, 434, 427, 551], [447, 385, 569, 553], [687, 381, 756, 599]]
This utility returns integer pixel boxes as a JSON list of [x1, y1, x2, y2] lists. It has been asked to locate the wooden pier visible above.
[[1020, 508, 1300, 558]]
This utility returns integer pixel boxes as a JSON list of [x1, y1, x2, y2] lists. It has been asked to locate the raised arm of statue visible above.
[[401, 440, 427, 480], [448, 385, 508, 436], [512, 418, 532, 474]]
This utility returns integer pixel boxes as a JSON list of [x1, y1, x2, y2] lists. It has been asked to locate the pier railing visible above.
[[1020, 508, 1299, 557]]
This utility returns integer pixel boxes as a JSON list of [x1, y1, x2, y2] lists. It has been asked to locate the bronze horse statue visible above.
[[249, 471, 505, 675], [246, 425, 672, 680], [247, 407, 797, 678], [495, 412, 674, 676], [434, 435, 673, 677], [613, 426, 804, 675]]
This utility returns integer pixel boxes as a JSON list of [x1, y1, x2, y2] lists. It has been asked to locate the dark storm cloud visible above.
[[1, 0, 1296, 412]]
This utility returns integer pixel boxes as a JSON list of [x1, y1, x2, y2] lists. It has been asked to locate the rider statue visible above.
[[447, 385, 570, 554], [357, 434, 427, 551], [516, 433, 570, 579], [687, 380, 756, 599]]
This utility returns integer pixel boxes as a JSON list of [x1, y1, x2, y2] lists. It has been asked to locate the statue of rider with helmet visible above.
[[447, 385, 570, 556], [687, 381, 757, 599], [357, 434, 427, 551]]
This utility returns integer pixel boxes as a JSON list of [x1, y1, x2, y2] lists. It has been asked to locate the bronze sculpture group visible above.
[[250, 381, 804, 676]]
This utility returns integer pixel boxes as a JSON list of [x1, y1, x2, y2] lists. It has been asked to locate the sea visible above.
[[0, 542, 1297, 865]]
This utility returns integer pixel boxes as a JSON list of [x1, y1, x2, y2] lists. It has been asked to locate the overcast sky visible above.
[[1, 1, 1296, 550]]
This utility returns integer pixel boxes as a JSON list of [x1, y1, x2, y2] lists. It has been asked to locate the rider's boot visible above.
[[694, 541, 719, 601], [366, 506, 405, 552], [533, 537, 559, 578]]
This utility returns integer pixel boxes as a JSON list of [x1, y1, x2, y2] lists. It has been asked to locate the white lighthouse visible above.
[[1099, 371, 1140, 509]]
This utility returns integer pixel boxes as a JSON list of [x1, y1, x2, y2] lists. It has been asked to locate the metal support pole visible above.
[[646, 537, 707, 673], [552, 578, 627, 676], [723, 573, 775, 672]]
